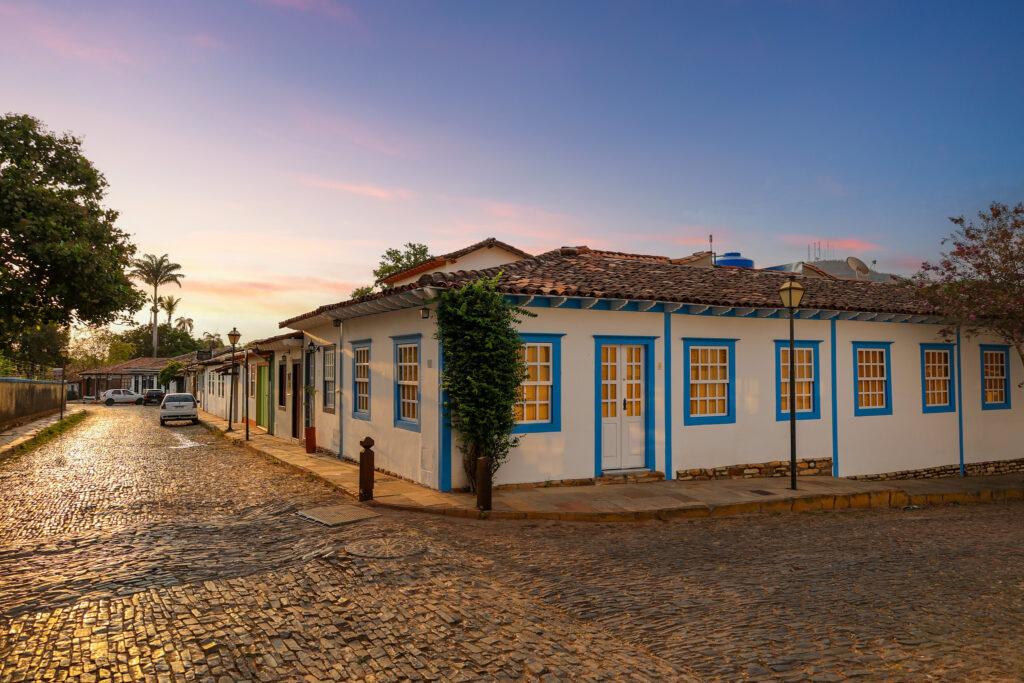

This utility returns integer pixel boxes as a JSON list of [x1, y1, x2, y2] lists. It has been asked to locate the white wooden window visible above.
[[249, 364, 256, 398], [354, 346, 370, 414], [983, 350, 1007, 405], [857, 347, 887, 409], [923, 349, 951, 407], [396, 344, 419, 422], [689, 346, 729, 416], [323, 346, 336, 409], [780, 347, 814, 413], [515, 343, 553, 422]]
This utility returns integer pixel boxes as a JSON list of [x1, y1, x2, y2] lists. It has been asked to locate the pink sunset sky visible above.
[[3, 1, 1022, 342]]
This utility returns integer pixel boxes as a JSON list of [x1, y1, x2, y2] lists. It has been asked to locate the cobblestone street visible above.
[[1, 408, 1023, 681]]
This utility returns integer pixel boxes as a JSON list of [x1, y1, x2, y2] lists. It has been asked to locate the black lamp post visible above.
[[226, 327, 241, 432], [244, 349, 250, 441], [779, 276, 806, 490]]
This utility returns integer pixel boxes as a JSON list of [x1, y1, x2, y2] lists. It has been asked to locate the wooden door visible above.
[[600, 344, 646, 471]]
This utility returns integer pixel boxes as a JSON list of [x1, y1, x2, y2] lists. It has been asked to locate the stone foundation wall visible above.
[[676, 457, 833, 481], [848, 458, 1024, 481]]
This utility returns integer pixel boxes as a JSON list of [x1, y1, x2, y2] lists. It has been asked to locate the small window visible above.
[[353, 344, 370, 418], [323, 346, 336, 410], [853, 342, 893, 416], [249, 364, 256, 398], [921, 344, 955, 413], [683, 340, 735, 425], [515, 342, 553, 424], [775, 341, 821, 420], [981, 345, 1011, 409], [395, 342, 419, 427]]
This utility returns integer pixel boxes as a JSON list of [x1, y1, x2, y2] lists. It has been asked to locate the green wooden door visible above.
[[256, 365, 268, 427]]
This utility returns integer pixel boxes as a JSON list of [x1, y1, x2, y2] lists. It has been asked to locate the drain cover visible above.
[[345, 537, 425, 559], [296, 504, 380, 526], [750, 490, 774, 496]]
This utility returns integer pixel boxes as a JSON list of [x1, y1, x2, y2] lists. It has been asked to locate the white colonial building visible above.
[[257, 239, 1023, 492]]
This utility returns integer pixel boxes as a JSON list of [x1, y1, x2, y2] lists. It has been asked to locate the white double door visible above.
[[600, 344, 646, 471]]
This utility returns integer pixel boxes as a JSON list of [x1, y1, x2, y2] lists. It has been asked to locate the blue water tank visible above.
[[716, 252, 755, 268]]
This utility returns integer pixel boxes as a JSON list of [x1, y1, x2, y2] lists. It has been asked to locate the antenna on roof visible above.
[[846, 256, 870, 280]]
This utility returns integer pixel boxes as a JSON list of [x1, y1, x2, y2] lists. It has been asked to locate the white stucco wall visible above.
[[304, 323, 342, 454], [388, 247, 528, 288], [960, 336, 1024, 465], [339, 307, 441, 487]]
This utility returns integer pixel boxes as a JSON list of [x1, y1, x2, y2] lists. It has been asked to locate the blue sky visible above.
[[2, 0, 1022, 340]]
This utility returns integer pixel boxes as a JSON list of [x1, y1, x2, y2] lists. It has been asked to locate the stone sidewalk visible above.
[[0, 404, 86, 459], [199, 410, 1024, 521]]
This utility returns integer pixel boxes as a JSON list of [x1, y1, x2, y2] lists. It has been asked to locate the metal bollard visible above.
[[359, 437, 375, 502], [476, 456, 493, 511]]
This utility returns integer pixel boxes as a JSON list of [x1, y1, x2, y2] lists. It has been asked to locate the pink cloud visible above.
[[297, 174, 415, 200], [290, 109, 414, 157], [0, 4, 133, 67], [183, 275, 359, 300], [259, 0, 359, 26], [778, 234, 883, 253]]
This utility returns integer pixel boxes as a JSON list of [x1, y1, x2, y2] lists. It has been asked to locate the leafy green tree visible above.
[[434, 275, 532, 491], [201, 331, 223, 350], [9, 324, 69, 368], [0, 113, 144, 347], [158, 360, 184, 387], [174, 316, 194, 334], [350, 285, 374, 298], [374, 242, 433, 284], [68, 326, 137, 369], [907, 202, 1024, 369], [159, 295, 182, 324], [116, 323, 200, 358], [130, 254, 184, 358]]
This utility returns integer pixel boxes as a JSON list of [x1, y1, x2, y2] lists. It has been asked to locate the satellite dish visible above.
[[846, 256, 870, 279]]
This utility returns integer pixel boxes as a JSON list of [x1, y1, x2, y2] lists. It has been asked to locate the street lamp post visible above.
[[226, 327, 241, 432], [779, 276, 806, 491], [244, 349, 250, 441]]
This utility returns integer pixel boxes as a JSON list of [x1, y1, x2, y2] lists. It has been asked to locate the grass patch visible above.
[[1, 410, 89, 463]]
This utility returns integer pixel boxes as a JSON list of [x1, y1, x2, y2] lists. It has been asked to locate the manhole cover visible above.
[[345, 537, 425, 559], [296, 504, 380, 526], [750, 490, 774, 496]]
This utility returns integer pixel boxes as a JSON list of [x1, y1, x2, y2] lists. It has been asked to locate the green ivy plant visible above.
[[158, 360, 184, 387], [434, 275, 533, 490]]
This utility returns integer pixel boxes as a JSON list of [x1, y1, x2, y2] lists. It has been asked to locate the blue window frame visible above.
[[980, 344, 1011, 410], [774, 340, 822, 421], [391, 334, 421, 432], [852, 341, 893, 417], [682, 338, 737, 425], [513, 333, 564, 434], [351, 339, 371, 420], [920, 343, 956, 414]]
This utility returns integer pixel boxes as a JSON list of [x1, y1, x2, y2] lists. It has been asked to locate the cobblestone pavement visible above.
[[1, 408, 1023, 682]]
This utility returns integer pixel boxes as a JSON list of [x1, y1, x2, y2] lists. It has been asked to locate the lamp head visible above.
[[779, 277, 806, 309], [227, 327, 241, 346]]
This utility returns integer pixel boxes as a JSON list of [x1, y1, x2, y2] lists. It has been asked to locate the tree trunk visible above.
[[464, 441, 480, 493], [151, 286, 159, 356]]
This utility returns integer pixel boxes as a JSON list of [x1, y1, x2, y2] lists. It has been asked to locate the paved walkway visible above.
[[199, 410, 1024, 521], [0, 404, 86, 459]]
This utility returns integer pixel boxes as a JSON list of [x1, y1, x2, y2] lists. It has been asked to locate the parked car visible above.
[[143, 388, 166, 405], [100, 389, 144, 406], [160, 393, 199, 426]]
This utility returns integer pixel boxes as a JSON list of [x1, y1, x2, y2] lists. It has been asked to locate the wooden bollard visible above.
[[476, 455, 493, 511], [359, 437, 375, 502]]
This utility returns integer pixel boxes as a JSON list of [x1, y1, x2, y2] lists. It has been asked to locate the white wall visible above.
[[305, 323, 342, 454], [961, 335, 1024, 465], [339, 307, 441, 487]]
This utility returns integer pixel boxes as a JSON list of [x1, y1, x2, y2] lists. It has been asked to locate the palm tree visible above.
[[131, 254, 184, 356], [174, 317, 194, 335], [160, 295, 182, 324]]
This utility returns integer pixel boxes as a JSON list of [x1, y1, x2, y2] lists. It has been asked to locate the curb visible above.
[[201, 420, 1024, 523]]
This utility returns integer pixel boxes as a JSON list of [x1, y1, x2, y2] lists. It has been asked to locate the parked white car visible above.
[[160, 393, 199, 426], [100, 389, 144, 406]]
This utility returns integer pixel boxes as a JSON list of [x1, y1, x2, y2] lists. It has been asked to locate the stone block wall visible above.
[[676, 457, 833, 481], [848, 458, 1024, 481]]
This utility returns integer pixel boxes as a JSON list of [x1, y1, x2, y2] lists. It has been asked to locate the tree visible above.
[[350, 285, 373, 298], [68, 326, 135, 369], [158, 360, 184, 387], [434, 275, 532, 492], [131, 254, 184, 358], [201, 332, 224, 350], [374, 242, 433, 285], [116, 323, 200, 358], [0, 113, 144, 347], [9, 324, 69, 368], [907, 201, 1024, 369], [160, 295, 182, 324], [174, 316, 194, 334]]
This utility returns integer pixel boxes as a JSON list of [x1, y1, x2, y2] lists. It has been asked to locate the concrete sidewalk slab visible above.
[[199, 410, 1024, 522]]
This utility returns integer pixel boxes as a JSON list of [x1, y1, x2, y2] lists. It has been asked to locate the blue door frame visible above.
[[592, 335, 657, 477]]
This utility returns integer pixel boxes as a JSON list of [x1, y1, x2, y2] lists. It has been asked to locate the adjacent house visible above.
[[270, 241, 1021, 491]]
